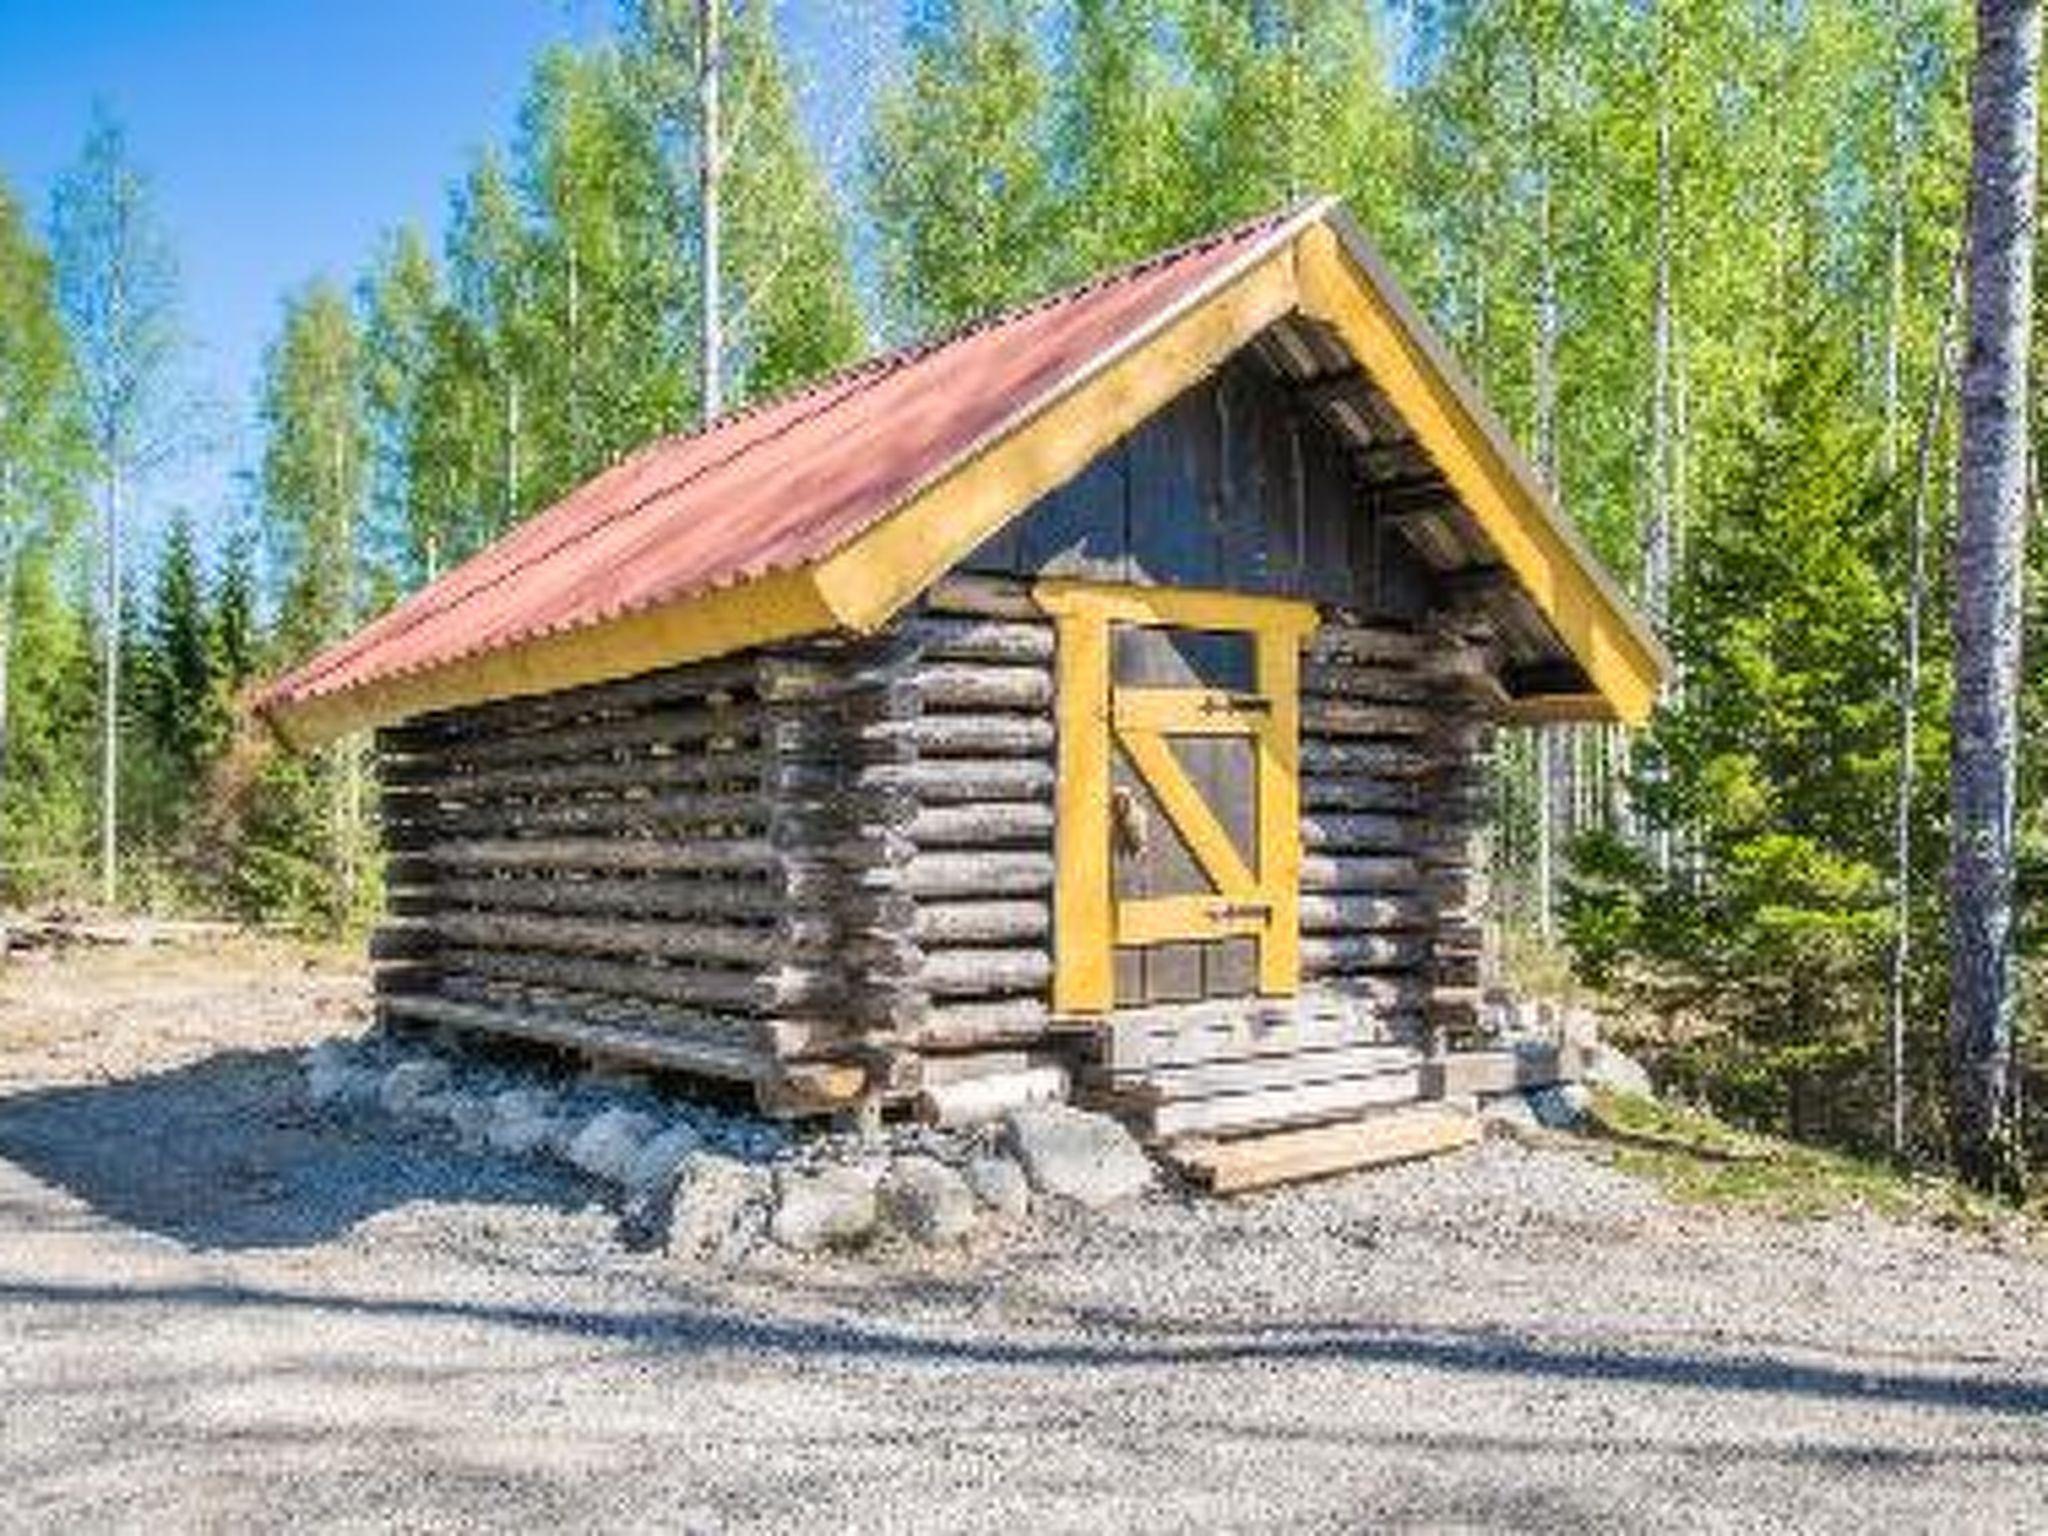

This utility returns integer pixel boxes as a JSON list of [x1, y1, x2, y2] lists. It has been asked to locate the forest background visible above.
[[0, 0, 2037, 1173]]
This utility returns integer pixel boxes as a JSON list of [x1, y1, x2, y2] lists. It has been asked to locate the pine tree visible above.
[[143, 510, 221, 792]]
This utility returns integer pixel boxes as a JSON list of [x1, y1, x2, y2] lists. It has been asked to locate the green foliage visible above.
[[141, 512, 225, 790], [1565, 324, 1927, 1151], [260, 280, 368, 660], [866, 0, 1060, 334]]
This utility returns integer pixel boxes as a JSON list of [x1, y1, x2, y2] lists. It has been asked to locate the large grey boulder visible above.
[[441, 1091, 494, 1149], [565, 1107, 659, 1186], [879, 1156, 978, 1244], [625, 1124, 703, 1200], [770, 1165, 880, 1253], [1529, 1082, 1593, 1130], [1001, 1104, 1153, 1210], [379, 1057, 451, 1117], [963, 1153, 1031, 1219], [666, 1152, 772, 1263], [306, 1043, 380, 1109], [1584, 1045, 1654, 1100], [485, 1089, 560, 1157]]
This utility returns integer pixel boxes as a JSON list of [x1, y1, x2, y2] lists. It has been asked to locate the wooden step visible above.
[[1102, 1067, 1424, 1142], [1092, 1042, 1419, 1102], [1166, 1103, 1481, 1194]]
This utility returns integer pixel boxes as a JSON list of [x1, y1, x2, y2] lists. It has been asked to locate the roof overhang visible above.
[[260, 200, 1667, 748]]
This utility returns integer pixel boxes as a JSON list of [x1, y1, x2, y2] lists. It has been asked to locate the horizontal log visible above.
[[900, 996, 1053, 1049], [404, 874, 792, 921], [421, 791, 773, 840], [899, 615, 1054, 663], [865, 758, 1056, 806], [380, 992, 774, 1084], [914, 663, 1054, 712], [428, 837, 778, 875], [871, 714, 1055, 759], [1300, 698, 1437, 738], [916, 1066, 1068, 1128], [1308, 622, 1429, 664], [900, 851, 1056, 899], [1300, 854, 1423, 893], [1301, 777, 1421, 813], [441, 946, 842, 1014], [1301, 659, 1435, 702], [911, 899, 1052, 945], [1299, 813, 1421, 853], [1300, 933, 1431, 971], [1300, 740, 1434, 778], [428, 909, 832, 966], [370, 923, 439, 960], [907, 802, 1055, 848], [924, 574, 1041, 619], [921, 947, 1053, 998], [1297, 893, 1432, 934], [382, 657, 763, 751], [754, 1061, 872, 1118], [380, 749, 770, 800], [429, 701, 759, 770]]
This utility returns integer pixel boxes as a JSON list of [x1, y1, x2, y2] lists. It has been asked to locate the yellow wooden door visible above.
[[1035, 580, 1318, 1014]]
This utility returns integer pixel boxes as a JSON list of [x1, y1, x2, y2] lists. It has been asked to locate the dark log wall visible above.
[[368, 353, 1505, 1107], [964, 351, 1434, 618], [373, 647, 899, 1112]]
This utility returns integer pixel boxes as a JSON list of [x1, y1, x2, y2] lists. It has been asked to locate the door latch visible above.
[[1110, 785, 1149, 856], [1211, 900, 1272, 922]]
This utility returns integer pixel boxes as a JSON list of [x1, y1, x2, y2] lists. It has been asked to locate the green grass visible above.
[[1585, 1087, 2037, 1238]]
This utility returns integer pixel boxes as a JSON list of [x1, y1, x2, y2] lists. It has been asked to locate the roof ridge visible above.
[[633, 195, 1328, 459]]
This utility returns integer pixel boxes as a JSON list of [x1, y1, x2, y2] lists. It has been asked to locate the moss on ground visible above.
[[1584, 1087, 2037, 1240]]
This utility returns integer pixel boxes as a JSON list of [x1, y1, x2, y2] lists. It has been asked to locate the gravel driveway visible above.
[[3, 939, 2045, 1532]]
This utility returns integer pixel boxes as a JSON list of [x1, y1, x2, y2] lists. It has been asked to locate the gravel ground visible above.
[[3, 936, 2046, 1533]]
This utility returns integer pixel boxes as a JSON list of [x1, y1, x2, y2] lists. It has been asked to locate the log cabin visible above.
[[256, 197, 1668, 1182]]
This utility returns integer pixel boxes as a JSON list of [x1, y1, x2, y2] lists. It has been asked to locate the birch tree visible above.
[[47, 106, 191, 907], [1948, 0, 2040, 1194]]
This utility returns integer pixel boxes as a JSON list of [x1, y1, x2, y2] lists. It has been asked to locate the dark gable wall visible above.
[[963, 350, 1432, 618]]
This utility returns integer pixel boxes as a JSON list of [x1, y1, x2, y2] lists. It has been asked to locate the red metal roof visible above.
[[258, 203, 1315, 724]]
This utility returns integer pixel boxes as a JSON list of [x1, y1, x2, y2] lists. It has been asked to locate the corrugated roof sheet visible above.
[[258, 202, 1314, 722]]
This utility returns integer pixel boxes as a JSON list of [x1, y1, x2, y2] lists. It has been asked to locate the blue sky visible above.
[[0, 0, 876, 554]]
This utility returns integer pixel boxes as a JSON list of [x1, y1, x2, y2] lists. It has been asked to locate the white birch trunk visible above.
[[1948, 0, 2040, 1192]]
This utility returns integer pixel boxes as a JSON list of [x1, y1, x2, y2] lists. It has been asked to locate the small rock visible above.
[[306, 1044, 379, 1109], [667, 1152, 772, 1262], [1528, 1082, 1593, 1130], [625, 1124, 703, 1200], [486, 1089, 559, 1157], [379, 1057, 451, 1117], [963, 1153, 1030, 1219], [1001, 1103, 1153, 1210], [1479, 1091, 1542, 1139], [565, 1107, 659, 1186], [880, 1156, 978, 1244], [443, 1092, 494, 1149], [770, 1164, 880, 1253], [1584, 1045, 1653, 1100]]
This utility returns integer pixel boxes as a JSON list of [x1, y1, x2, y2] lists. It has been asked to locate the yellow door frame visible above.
[[1034, 578, 1319, 1014]]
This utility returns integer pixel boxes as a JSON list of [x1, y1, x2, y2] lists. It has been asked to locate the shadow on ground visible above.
[[0, 1047, 588, 1250], [1, 1267, 2044, 1423]]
